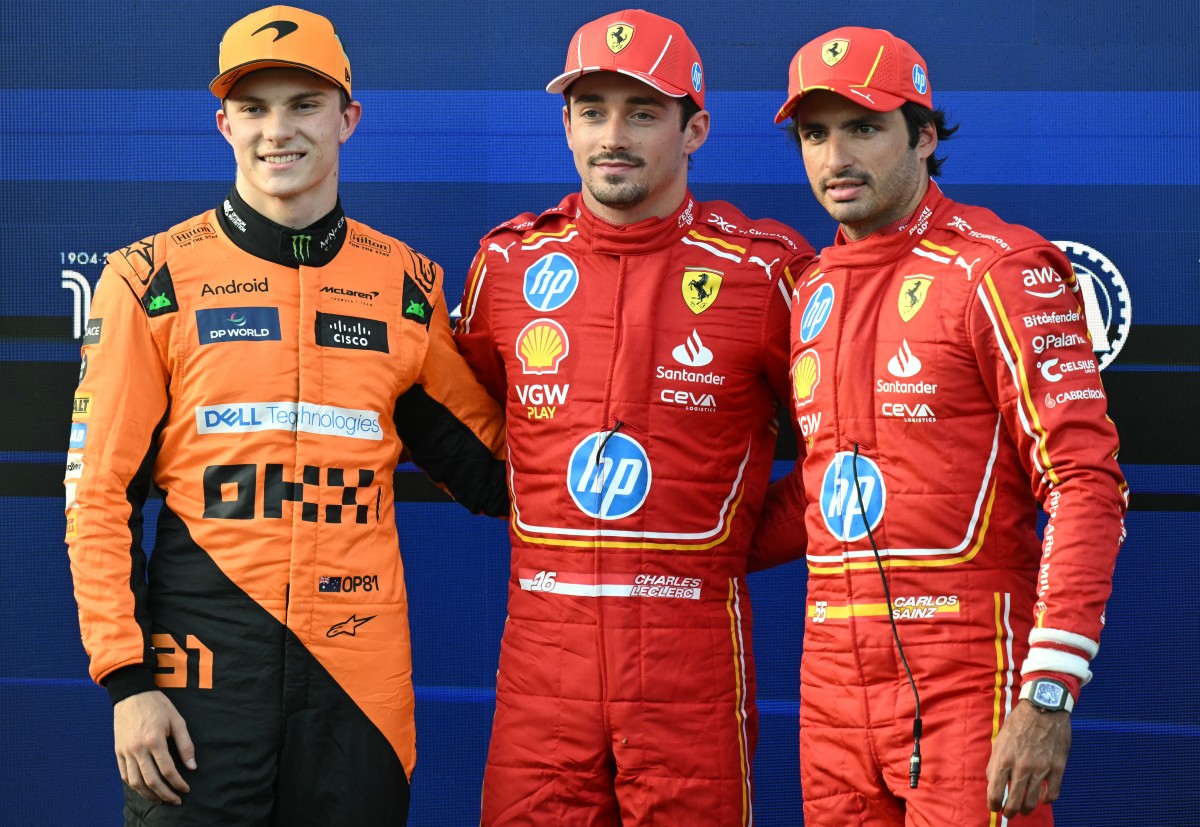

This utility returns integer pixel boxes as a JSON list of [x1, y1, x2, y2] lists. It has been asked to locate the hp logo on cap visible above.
[[912, 64, 928, 95], [691, 62, 702, 93]]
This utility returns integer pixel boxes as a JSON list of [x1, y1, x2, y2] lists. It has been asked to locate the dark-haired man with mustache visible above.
[[454, 9, 814, 824]]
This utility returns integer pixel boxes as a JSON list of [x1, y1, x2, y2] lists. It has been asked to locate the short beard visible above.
[[586, 175, 649, 209]]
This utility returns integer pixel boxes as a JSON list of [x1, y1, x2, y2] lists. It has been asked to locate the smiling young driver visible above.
[[64, 7, 506, 825], [455, 10, 814, 826]]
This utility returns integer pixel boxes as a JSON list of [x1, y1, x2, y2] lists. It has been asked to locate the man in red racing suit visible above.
[[454, 10, 814, 825], [757, 26, 1127, 826], [64, 7, 506, 825]]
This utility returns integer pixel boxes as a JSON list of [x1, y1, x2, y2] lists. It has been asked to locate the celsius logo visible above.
[[800, 283, 834, 343], [567, 431, 651, 520], [887, 339, 922, 378], [672, 330, 713, 367], [1051, 241, 1131, 371], [523, 253, 579, 311]]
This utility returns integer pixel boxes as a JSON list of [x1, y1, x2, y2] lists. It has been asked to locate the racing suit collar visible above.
[[572, 191, 698, 255], [217, 185, 347, 267]]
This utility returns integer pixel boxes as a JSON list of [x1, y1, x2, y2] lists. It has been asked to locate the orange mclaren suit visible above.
[[65, 189, 507, 824]]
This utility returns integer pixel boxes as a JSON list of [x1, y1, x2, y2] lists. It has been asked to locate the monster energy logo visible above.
[[292, 234, 312, 261]]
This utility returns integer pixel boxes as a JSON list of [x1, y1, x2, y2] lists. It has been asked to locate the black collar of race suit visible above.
[[216, 185, 347, 267]]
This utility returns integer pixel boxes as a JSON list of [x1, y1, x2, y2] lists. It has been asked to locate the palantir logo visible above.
[[820, 451, 886, 543], [523, 253, 579, 312], [567, 431, 651, 520], [1051, 241, 1131, 371]]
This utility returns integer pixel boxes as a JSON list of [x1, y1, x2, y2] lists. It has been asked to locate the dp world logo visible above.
[[820, 451, 885, 542], [1051, 241, 1131, 371], [567, 431, 650, 520]]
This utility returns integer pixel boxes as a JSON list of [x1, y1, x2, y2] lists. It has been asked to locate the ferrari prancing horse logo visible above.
[[683, 269, 723, 314], [898, 276, 932, 322], [822, 39, 850, 66], [607, 23, 634, 53]]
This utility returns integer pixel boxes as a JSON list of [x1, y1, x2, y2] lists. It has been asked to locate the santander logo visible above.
[[672, 330, 714, 367], [887, 339, 922, 378]]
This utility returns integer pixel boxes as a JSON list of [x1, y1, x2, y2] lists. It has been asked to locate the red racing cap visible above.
[[546, 9, 705, 109], [775, 26, 931, 123], [210, 6, 352, 99]]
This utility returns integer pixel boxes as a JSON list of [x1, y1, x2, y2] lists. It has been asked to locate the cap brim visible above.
[[210, 60, 346, 99], [546, 67, 690, 100], [774, 83, 907, 123]]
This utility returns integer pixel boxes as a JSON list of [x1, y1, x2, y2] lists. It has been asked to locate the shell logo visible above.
[[517, 318, 570, 374], [792, 348, 821, 407]]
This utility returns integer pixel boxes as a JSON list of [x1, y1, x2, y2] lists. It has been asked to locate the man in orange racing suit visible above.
[[756, 26, 1127, 826], [454, 10, 814, 825], [64, 7, 506, 825]]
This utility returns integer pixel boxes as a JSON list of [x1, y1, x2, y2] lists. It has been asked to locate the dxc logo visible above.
[[819, 451, 886, 542], [567, 431, 651, 520]]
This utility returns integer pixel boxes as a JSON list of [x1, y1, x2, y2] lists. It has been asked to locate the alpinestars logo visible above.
[[671, 330, 713, 367], [327, 614, 376, 638]]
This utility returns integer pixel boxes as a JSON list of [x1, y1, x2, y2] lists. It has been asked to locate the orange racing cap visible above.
[[210, 6, 351, 99]]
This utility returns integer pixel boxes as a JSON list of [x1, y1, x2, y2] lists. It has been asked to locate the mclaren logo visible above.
[[327, 614, 376, 638], [823, 39, 849, 66], [252, 20, 299, 41], [683, 269, 722, 314], [607, 23, 634, 53], [898, 276, 932, 322]]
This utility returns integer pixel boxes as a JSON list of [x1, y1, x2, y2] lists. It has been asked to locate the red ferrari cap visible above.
[[210, 6, 351, 99], [775, 26, 931, 123], [546, 9, 705, 109]]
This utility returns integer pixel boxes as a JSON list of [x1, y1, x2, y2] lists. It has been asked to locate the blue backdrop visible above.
[[2, 2, 1197, 824]]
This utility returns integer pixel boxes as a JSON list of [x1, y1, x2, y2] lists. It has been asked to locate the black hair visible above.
[[785, 100, 959, 177], [899, 102, 958, 177]]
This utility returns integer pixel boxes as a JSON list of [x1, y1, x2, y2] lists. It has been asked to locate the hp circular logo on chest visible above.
[[819, 451, 886, 542], [567, 431, 651, 520], [524, 252, 580, 312]]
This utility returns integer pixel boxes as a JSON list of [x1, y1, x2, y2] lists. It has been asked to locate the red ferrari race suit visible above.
[[455, 192, 814, 825], [65, 187, 506, 825], [755, 181, 1127, 825]]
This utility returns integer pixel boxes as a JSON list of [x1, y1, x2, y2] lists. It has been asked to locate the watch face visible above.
[[1033, 681, 1065, 708]]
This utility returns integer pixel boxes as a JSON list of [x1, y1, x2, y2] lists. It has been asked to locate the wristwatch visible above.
[[1019, 678, 1075, 713]]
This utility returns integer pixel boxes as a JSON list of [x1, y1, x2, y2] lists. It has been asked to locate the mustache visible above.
[[821, 170, 872, 189], [589, 151, 644, 167]]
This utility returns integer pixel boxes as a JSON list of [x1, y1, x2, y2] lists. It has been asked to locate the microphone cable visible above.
[[852, 442, 923, 788]]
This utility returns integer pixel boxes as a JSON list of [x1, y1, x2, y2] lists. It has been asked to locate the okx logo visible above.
[[203, 463, 377, 524], [196, 307, 281, 345], [567, 431, 651, 520]]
